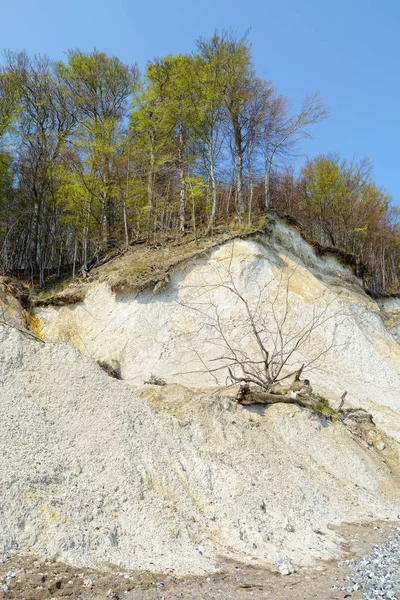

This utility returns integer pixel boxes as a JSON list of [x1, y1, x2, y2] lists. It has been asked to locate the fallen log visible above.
[[237, 386, 309, 408]]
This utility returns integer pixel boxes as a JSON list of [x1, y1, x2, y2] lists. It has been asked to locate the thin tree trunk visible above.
[[248, 145, 254, 225], [106, 196, 116, 249], [82, 195, 93, 274], [147, 134, 155, 210], [100, 188, 108, 251], [39, 253, 45, 289], [208, 143, 218, 232], [264, 160, 272, 210], [72, 238, 78, 278], [192, 192, 197, 243], [57, 241, 62, 278], [123, 148, 130, 248], [236, 145, 245, 219], [31, 197, 41, 275], [123, 194, 129, 248], [178, 124, 187, 232], [101, 159, 116, 250]]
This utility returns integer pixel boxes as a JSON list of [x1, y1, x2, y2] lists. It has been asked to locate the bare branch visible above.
[[338, 390, 348, 412], [177, 243, 347, 393]]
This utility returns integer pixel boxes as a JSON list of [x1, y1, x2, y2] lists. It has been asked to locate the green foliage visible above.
[[303, 154, 346, 210], [339, 406, 367, 414], [0, 151, 13, 213], [0, 68, 20, 137], [59, 49, 138, 123], [0, 37, 398, 295], [309, 394, 337, 419], [302, 153, 391, 247]]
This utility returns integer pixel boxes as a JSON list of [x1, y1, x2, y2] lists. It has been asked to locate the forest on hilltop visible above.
[[0, 31, 399, 293]]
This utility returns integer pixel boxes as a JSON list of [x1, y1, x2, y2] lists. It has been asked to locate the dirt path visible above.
[[1, 521, 398, 600]]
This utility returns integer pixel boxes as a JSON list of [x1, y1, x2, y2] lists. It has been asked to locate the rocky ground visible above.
[[1, 522, 399, 600], [334, 525, 400, 599]]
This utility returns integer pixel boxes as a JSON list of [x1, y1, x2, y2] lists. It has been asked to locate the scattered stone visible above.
[[335, 526, 400, 599], [278, 558, 296, 576], [264, 528, 273, 541]]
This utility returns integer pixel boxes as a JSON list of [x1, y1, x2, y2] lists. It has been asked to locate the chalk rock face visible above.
[[37, 221, 400, 440], [3, 219, 400, 575], [379, 297, 400, 343], [1, 325, 400, 576], [0, 277, 27, 328]]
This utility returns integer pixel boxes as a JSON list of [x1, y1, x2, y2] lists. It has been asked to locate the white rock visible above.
[[278, 559, 297, 576]]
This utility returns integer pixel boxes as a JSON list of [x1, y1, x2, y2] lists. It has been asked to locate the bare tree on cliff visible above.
[[262, 92, 328, 210], [178, 242, 346, 398]]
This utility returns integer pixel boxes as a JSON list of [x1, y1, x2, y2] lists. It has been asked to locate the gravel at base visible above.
[[334, 526, 400, 599], [0, 523, 398, 600]]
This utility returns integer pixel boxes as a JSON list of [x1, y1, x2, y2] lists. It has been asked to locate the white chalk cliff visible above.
[[1, 218, 399, 575]]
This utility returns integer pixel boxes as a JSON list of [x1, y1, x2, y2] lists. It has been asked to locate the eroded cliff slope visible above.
[[2, 218, 400, 575]]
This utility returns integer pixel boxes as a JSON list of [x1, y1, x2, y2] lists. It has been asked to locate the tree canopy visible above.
[[0, 32, 398, 294]]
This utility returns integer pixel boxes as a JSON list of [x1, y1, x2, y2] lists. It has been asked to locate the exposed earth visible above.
[[1, 523, 399, 600]]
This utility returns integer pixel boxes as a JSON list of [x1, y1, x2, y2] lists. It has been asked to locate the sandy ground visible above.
[[1, 521, 398, 600]]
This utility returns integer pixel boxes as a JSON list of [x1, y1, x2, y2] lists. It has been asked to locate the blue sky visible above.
[[2, 0, 399, 204]]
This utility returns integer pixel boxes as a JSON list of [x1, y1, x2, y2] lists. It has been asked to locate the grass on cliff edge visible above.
[[34, 219, 269, 305]]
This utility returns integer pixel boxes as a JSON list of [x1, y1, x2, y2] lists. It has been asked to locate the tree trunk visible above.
[[30, 197, 41, 275], [106, 196, 116, 249], [57, 242, 63, 278], [122, 193, 129, 248], [264, 157, 272, 210], [192, 192, 197, 243], [82, 195, 92, 274], [147, 134, 155, 210], [39, 251, 45, 289], [236, 145, 245, 219], [101, 156, 116, 251], [123, 149, 130, 248], [178, 124, 187, 232], [248, 145, 254, 224], [208, 144, 218, 232], [72, 238, 78, 278]]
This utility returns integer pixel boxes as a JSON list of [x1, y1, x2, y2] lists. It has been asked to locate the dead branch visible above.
[[178, 241, 348, 392], [338, 390, 348, 411], [0, 319, 45, 343], [294, 363, 305, 381], [0, 304, 45, 344]]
